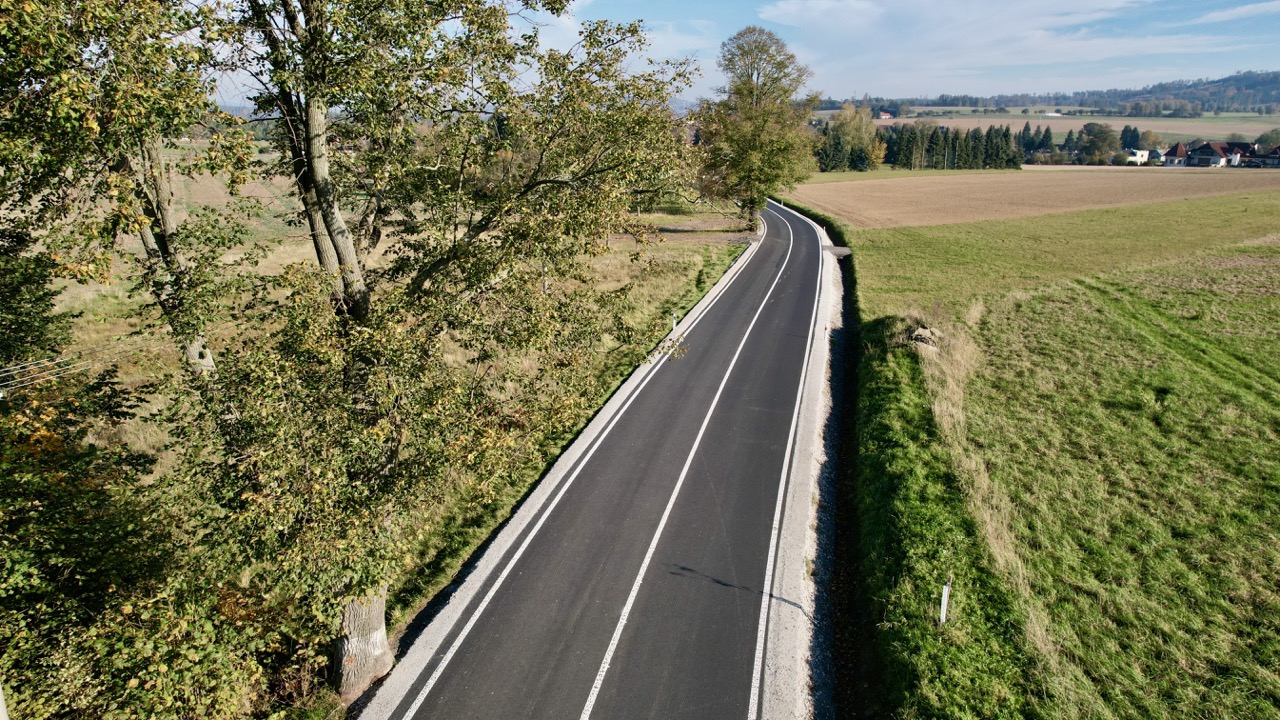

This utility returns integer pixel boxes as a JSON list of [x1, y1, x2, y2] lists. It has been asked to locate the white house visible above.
[[1125, 149, 1150, 164], [1163, 142, 1189, 167]]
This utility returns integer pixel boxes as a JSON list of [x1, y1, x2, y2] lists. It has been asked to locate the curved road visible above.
[[362, 200, 825, 720]]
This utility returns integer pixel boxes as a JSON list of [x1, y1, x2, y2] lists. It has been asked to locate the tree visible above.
[[1257, 127, 1280, 150], [203, 8, 694, 698], [694, 26, 817, 219], [1138, 129, 1163, 150], [817, 124, 850, 172], [1121, 125, 1140, 150], [1080, 123, 1121, 163], [0, 230, 264, 719], [0, 0, 249, 374], [5, 0, 696, 709], [1039, 127, 1055, 152], [824, 103, 886, 171]]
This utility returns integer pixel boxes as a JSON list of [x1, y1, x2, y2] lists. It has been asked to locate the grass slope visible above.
[[786, 188, 1280, 718]]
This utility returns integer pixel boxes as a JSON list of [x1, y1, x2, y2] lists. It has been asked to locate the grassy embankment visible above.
[[787, 188, 1280, 718]]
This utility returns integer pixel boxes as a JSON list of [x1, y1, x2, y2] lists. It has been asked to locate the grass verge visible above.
[[781, 198, 1037, 718]]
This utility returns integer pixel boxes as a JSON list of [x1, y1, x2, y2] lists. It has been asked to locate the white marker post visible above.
[[1, 681, 9, 720], [940, 577, 952, 625]]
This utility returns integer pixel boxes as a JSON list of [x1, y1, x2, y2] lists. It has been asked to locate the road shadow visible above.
[[667, 563, 810, 619]]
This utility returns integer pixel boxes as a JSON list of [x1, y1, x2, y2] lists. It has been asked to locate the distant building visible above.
[[1163, 142, 1189, 167], [1042, 112, 1063, 117], [1189, 141, 1254, 167], [1125, 149, 1150, 164], [878, 112, 893, 120], [1259, 146, 1280, 168]]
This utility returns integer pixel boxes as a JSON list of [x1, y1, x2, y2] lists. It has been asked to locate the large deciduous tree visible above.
[[1079, 122, 1121, 163], [186, 4, 694, 698], [3, 0, 693, 708], [693, 26, 816, 221]]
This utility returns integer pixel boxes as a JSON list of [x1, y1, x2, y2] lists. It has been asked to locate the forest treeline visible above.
[[822, 71, 1280, 117], [813, 111, 1280, 172]]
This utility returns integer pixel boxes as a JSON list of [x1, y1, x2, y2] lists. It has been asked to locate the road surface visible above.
[[362, 200, 825, 720]]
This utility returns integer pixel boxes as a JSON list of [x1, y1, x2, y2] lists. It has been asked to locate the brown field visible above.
[[785, 166, 1280, 228], [874, 115, 1278, 140]]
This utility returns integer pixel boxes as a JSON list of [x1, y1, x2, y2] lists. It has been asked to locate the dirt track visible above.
[[786, 166, 1280, 229]]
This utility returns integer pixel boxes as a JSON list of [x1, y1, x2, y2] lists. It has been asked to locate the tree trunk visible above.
[[287, 129, 345, 295], [332, 586, 394, 700], [136, 140, 216, 375], [304, 96, 370, 319]]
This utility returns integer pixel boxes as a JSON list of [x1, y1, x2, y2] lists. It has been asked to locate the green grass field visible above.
[[966, 246, 1280, 716], [794, 188, 1280, 718]]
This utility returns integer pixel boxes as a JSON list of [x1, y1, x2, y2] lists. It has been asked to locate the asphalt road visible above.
[[373, 200, 824, 720]]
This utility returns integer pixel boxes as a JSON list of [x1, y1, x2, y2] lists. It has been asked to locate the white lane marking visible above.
[[579, 211, 798, 720], [746, 202, 824, 720], [394, 216, 770, 720]]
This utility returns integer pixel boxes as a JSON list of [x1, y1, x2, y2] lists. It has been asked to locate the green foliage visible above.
[[0, 0, 250, 235], [817, 104, 886, 172], [0, 223, 264, 719], [1257, 127, 1280, 150], [1079, 122, 1122, 163], [883, 122, 1019, 170], [694, 26, 817, 216], [0, 230, 69, 364], [2, 0, 702, 713]]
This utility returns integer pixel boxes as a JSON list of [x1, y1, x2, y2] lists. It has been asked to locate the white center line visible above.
[[578, 213, 797, 720]]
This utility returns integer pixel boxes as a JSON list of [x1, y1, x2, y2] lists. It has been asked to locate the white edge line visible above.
[[579, 211, 797, 720], [746, 202, 824, 719], [384, 217, 769, 720]]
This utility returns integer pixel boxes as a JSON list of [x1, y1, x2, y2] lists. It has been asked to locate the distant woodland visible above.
[[821, 70, 1280, 117]]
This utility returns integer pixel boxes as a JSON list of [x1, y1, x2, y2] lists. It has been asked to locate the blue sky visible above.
[[536, 0, 1280, 100]]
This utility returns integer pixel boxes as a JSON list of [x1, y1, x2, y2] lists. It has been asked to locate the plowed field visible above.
[[785, 166, 1280, 228]]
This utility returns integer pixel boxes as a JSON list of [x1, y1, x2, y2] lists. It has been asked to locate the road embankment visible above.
[[778, 198, 1038, 719]]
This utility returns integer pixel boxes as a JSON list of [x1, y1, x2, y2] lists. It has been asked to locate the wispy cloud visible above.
[[747, 0, 1242, 96], [1183, 0, 1280, 24]]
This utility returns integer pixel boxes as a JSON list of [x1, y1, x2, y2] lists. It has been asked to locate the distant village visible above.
[[1148, 141, 1280, 168]]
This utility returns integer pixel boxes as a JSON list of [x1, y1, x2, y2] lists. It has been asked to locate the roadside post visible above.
[[940, 576, 952, 625], [1, 680, 9, 720]]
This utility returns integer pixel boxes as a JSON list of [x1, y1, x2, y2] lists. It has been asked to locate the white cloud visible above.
[[748, 0, 1242, 97], [758, 0, 884, 28], [1185, 0, 1280, 24]]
